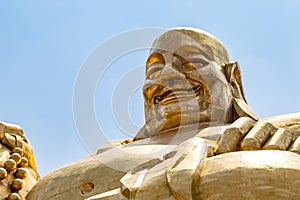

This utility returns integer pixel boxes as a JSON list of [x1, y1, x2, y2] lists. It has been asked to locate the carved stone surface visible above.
[[25, 27, 300, 199]]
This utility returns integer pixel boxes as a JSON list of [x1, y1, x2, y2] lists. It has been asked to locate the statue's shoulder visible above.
[[25, 138, 175, 200]]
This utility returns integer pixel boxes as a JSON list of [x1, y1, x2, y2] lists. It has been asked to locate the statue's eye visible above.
[[146, 53, 165, 79], [181, 59, 196, 71], [172, 54, 210, 77], [182, 58, 209, 69], [173, 55, 196, 73]]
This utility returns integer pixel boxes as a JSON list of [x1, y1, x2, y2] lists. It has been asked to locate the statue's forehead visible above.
[[150, 30, 211, 58]]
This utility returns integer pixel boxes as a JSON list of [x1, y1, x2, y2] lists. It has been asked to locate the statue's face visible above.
[[143, 29, 233, 136]]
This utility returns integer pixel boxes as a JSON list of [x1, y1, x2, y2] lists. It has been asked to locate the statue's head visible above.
[[135, 27, 257, 140]]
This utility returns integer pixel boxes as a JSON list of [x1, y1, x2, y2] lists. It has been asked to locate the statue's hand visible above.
[[239, 122, 295, 151], [0, 122, 37, 172], [215, 117, 299, 155], [214, 117, 256, 154], [0, 122, 39, 200]]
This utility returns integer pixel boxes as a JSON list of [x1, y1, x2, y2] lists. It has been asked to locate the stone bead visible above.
[[18, 157, 28, 168], [7, 193, 21, 200], [12, 147, 23, 156], [0, 167, 8, 180], [11, 178, 25, 191], [4, 159, 17, 172], [15, 168, 27, 179], [10, 153, 22, 165]]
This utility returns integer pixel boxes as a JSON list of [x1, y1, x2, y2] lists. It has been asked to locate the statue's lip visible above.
[[164, 109, 210, 118], [156, 85, 202, 106], [159, 93, 199, 106]]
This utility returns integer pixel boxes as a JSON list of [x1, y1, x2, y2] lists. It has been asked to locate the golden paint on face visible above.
[[143, 45, 213, 135]]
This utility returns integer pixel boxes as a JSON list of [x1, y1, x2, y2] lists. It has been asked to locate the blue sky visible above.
[[1, 1, 300, 176]]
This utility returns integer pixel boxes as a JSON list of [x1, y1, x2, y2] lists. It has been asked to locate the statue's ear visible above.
[[222, 62, 258, 121]]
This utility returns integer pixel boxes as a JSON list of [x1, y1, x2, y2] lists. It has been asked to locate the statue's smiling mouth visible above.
[[143, 79, 212, 134], [154, 85, 203, 106], [154, 85, 201, 106]]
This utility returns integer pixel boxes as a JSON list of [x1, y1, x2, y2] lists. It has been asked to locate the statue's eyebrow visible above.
[[174, 46, 212, 61], [174, 46, 211, 62]]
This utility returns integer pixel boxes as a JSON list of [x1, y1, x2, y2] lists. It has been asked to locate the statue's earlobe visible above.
[[221, 62, 258, 121], [222, 62, 246, 101]]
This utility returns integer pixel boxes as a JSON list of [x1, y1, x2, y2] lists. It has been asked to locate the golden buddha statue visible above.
[[26, 27, 300, 200]]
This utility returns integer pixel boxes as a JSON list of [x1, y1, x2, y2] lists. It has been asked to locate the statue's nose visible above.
[[160, 64, 184, 81]]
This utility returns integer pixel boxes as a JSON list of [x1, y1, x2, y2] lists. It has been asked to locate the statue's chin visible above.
[[160, 121, 211, 135], [145, 97, 214, 137], [146, 109, 211, 137], [145, 104, 231, 138], [143, 119, 211, 145]]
